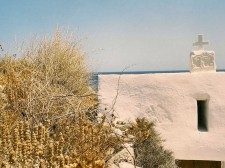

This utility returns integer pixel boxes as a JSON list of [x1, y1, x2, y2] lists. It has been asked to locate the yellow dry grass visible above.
[[0, 29, 122, 167], [0, 29, 96, 122]]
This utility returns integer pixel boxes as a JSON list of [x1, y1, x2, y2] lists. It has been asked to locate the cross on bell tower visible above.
[[193, 34, 209, 50]]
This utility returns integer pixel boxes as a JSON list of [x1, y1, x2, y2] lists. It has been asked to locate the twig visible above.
[[51, 93, 96, 99]]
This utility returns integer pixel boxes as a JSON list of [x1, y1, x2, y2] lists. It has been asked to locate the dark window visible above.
[[197, 100, 208, 131]]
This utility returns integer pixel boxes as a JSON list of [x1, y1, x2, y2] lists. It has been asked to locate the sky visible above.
[[1, 0, 225, 72]]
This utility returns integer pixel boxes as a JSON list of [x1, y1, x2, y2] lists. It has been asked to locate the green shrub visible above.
[[128, 118, 178, 168]]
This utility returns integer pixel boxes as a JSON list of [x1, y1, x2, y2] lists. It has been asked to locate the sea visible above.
[[91, 69, 225, 90]]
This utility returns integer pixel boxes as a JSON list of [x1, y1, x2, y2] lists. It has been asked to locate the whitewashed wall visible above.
[[98, 72, 225, 161]]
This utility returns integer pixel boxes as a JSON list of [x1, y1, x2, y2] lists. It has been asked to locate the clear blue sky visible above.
[[1, 0, 225, 72]]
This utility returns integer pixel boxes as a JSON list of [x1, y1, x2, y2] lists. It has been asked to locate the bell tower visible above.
[[190, 35, 216, 72]]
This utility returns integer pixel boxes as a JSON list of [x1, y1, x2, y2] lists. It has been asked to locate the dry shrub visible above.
[[128, 118, 178, 168], [0, 29, 96, 123], [0, 29, 123, 167], [0, 111, 111, 168]]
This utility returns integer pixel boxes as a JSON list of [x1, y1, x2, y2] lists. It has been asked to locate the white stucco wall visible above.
[[98, 72, 225, 161]]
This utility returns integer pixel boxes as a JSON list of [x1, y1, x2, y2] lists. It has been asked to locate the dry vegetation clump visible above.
[[0, 29, 96, 123], [0, 110, 120, 168], [128, 118, 178, 168], [0, 30, 123, 167]]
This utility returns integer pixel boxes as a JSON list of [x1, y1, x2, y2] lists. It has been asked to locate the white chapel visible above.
[[98, 35, 225, 167]]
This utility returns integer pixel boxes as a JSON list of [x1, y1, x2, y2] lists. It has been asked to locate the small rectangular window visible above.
[[197, 100, 208, 131]]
